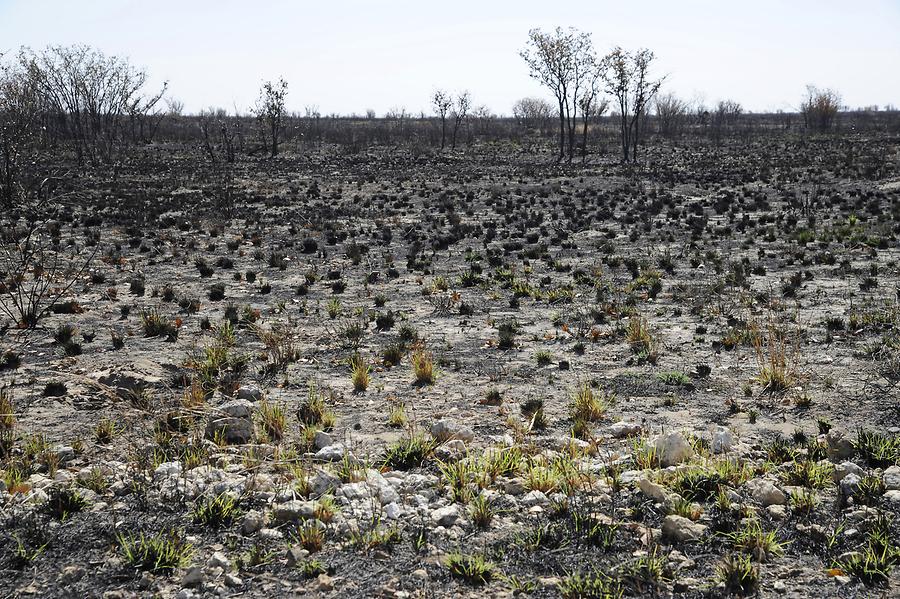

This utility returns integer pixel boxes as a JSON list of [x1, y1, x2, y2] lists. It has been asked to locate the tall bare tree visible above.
[[512, 96, 554, 133], [801, 85, 842, 132], [450, 90, 471, 150], [432, 89, 452, 150], [0, 54, 40, 209], [602, 47, 664, 162], [17, 45, 163, 165], [252, 78, 288, 157], [654, 92, 688, 138], [578, 59, 609, 163], [520, 27, 596, 163]]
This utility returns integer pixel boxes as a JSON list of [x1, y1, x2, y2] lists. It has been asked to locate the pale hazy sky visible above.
[[1, 0, 898, 116]]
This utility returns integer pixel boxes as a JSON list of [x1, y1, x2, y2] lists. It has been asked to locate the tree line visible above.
[[0, 37, 881, 204]]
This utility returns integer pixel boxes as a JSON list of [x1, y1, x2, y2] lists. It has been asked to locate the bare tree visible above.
[[578, 61, 609, 163], [128, 84, 169, 144], [520, 27, 596, 163], [1, 194, 97, 329], [17, 45, 163, 165], [710, 99, 743, 140], [252, 78, 288, 157], [601, 47, 664, 162], [801, 85, 842, 132], [0, 54, 40, 210], [432, 89, 452, 150], [654, 92, 688, 138], [199, 107, 241, 163], [512, 96, 554, 133], [450, 90, 471, 150]]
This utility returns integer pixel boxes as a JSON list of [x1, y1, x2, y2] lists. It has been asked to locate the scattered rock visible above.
[[746, 478, 787, 506], [711, 427, 733, 454], [767, 504, 788, 519], [430, 420, 474, 443], [662, 515, 706, 542], [314, 430, 334, 450], [241, 510, 267, 534], [434, 438, 467, 461], [154, 461, 182, 480], [205, 416, 254, 445], [217, 399, 254, 419], [883, 465, 900, 490], [431, 504, 461, 527], [609, 421, 642, 438], [236, 385, 263, 402], [833, 461, 864, 482], [181, 566, 204, 587], [839, 473, 861, 498], [207, 551, 231, 570], [272, 500, 316, 523], [315, 444, 349, 462], [650, 431, 695, 467], [285, 546, 309, 568], [521, 490, 549, 507], [825, 430, 855, 461], [315, 574, 334, 593], [639, 477, 669, 503]]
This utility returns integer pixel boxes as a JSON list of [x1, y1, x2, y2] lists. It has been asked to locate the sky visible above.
[[1, 0, 898, 116]]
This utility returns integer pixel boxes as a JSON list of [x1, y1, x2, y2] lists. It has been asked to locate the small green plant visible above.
[[297, 382, 336, 430], [11, 534, 48, 568], [438, 458, 477, 503], [716, 553, 759, 596], [348, 516, 401, 551], [753, 320, 798, 393], [297, 558, 328, 578], [292, 521, 326, 553], [381, 435, 435, 470], [411, 344, 435, 385], [570, 383, 609, 422], [497, 320, 518, 349], [257, 400, 286, 443], [350, 353, 371, 392], [558, 570, 623, 599], [387, 401, 407, 428], [854, 475, 886, 506], [855, 429, 900, 468], [192, 493, 242, 528], [622, 548, 670, 594], [789, 488, 819, 516], [77, 467, 110, 494], [632, 437, 659, 469], [468, 493, 494, 529], [534, 349, 553, 366], [725, 519, 785, 562], [520, 398, 547, 430], [237, 543, 277, 571], [94, 418, 119, 444], [670, 496, 702, 520], [46, 487, 89, 520], [0, 389, 15, 431], [117, 530, 195, 573], [140, 309, 180, 341], [781, 459, 832, 489], [326, 298, 341, 319], [657, 370, 691, 386], [627, 315, 658, 363], [313, 495, 340, 523], [445, 552, 495, 585], [381, 343, 404, 367]]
